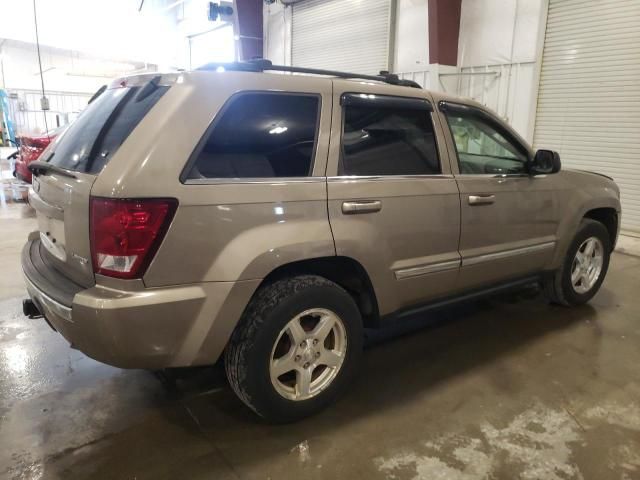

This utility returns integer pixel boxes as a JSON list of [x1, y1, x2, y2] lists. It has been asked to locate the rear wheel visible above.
[[225, 275, 363, 423], [543, 219, 611, 306]]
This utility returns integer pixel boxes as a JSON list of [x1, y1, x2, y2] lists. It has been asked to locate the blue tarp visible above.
[[0, 89, 16, 145]]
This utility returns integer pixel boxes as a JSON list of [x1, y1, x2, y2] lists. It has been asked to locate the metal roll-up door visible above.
[[291, 0, 392, 75], [533, 0, 640, 232]]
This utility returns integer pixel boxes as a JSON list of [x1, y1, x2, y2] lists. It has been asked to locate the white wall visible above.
[[458, 0, 541, 66], [393, 0, 429, 72], [455, 0, 546, 141], [262, 0, 428, 71], [0, 41, 127, 135], [0, 0, 238, 134], [263, 2, 292, 65], [0, 42, 145, 94], [0, 0, 183, 69]]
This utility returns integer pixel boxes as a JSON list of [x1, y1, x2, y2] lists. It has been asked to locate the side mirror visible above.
[[530, 149, 561, 175]]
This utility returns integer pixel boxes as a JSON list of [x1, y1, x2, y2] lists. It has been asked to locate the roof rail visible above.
[[197, 59, 422, 89]]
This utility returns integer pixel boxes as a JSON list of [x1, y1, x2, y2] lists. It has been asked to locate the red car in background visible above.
[[13, 127, 63, 183]]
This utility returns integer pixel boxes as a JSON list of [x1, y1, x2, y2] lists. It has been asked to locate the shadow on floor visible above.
[[26, 284, 604, 480]]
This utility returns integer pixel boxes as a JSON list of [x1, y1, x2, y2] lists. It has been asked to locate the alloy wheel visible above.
[[269, 308, 347, 401], [571, 236, 604, 294]]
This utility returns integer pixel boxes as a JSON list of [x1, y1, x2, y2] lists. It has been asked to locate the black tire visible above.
[[543, 218, 611, 306], [224, 275, 363, 423]]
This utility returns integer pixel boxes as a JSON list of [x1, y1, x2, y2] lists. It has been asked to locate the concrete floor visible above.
[[1, 179, 640, 480]]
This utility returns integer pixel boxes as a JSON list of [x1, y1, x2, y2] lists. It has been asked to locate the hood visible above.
[[565, 168, 614, 181], [563, 168, 620, 200]]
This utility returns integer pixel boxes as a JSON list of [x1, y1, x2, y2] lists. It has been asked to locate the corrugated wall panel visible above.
[[291, 0, 392, 75], [534, 0, 640, 232]]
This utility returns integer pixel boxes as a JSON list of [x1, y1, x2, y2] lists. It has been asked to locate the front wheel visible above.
[[224, 275, 363, 423], [543, 218, 611, 306]]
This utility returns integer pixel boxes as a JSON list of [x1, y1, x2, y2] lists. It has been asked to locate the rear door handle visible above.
[[342, 200, 382, 214], [468, 194, 495, 205]]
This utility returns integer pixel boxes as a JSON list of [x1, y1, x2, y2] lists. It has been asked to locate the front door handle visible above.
[[342, 200, 382, 214], [468, 194, 495, 205]]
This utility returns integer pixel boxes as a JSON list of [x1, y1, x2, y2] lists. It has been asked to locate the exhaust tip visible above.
[[23, 299, 43, 318]]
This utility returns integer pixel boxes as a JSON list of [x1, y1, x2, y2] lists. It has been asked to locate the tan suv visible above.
[[22, 60, 621, 422]]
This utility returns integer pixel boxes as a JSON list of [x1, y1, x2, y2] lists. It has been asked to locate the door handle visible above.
[[468, 194, 495, 205], [342, 200, 382, 214]]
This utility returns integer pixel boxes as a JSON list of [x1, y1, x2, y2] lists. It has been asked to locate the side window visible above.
[[187, 93, 319, 179], [444, 112, 528, 175], [340, 102, 440, 176]]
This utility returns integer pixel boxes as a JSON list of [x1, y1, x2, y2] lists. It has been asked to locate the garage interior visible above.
[[1, 0, 640, 478]]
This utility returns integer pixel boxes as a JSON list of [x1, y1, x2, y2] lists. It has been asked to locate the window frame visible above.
[[337, 93, 445, 178], [180, 90, 323, 184], [439, 101, 533, 177]]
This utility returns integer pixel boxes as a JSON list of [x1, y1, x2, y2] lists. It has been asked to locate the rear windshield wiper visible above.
[[28, 160, 77, 179]]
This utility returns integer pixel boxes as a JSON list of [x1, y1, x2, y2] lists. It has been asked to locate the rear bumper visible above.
[[22, 238, 260, 369]]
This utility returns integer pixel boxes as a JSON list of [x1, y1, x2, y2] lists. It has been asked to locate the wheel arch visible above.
[[583, 207, 619, 251], [257, 256, 381, 329]]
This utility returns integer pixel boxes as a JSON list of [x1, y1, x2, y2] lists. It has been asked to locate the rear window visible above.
[[185, 93, 320, 180], [45, 84, 168, 174]]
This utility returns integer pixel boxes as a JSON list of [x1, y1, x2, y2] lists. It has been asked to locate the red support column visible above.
[[428, 0, 462, 66], [235, 0, 263, 60]]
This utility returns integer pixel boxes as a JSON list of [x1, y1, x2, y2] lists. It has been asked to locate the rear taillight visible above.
[[90, 197, 177, 279]]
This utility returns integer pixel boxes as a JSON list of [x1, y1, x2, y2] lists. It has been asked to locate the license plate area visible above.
[[37, 212, 67, 262]]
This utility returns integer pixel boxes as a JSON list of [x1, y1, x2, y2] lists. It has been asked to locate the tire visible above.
[[543, 218, 611, 306], [224, 275, 363, 423]]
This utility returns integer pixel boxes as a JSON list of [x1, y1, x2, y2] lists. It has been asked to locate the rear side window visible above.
[[340, 100, 440, 176], [46, 84, 168, 174], [185, 93, 319, 179]]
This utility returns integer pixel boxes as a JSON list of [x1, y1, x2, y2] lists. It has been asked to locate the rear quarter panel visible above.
[[91, 71, 335, 286]]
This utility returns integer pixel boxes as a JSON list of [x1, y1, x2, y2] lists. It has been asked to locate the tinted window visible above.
[[341, 105, 440, 176], [187, 93, 319, 179], [91, 85, 169, 173], [445, 112, 528, 175], [47, 85, 168, 174]]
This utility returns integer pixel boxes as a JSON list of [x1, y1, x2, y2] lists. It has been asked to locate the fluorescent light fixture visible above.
[[269, 126, 288, 135]]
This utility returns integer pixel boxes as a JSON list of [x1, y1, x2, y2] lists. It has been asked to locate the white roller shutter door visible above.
[[291, 0, 392, 75], [533, 0, 640, 232]]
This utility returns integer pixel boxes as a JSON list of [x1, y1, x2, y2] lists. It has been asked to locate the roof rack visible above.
[[197, 58, 422, 89]]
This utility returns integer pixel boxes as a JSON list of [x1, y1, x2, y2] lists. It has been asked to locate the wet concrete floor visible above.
[[1, 177, 640, 479]]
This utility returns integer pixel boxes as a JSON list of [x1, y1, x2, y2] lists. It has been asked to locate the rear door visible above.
[[28, 80, 170, 287], [327, 81, 461, 316]]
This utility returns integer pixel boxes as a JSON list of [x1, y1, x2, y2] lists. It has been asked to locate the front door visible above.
[[437, 101, 561, 291], [326, 81, 462, 316]]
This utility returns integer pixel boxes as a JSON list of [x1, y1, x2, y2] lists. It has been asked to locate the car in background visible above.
[[13, 127, 64, 183]]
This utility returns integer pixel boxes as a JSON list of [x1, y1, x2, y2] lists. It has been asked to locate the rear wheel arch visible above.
[[224, 274, 363, 422], [256, 256, 380, 329]]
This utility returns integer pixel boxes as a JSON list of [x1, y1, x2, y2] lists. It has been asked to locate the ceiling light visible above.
[[269, 126, 288, 135]]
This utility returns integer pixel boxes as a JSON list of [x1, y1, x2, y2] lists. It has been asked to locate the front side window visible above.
[[187, 93, 319, 179], [445, 111, 528, 175], [340, 101, 440, 176]]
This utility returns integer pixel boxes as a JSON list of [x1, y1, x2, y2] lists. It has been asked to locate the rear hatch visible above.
[[28, 77, 170, 287]]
